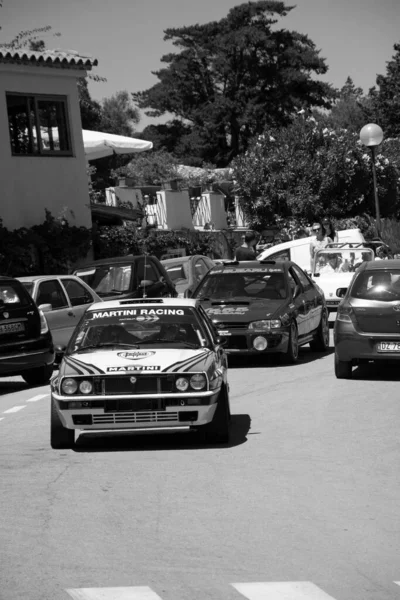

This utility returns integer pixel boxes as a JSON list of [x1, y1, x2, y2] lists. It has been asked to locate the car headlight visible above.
[[61, 378, 78, 395], [190, 373, 207, 390], [39, 310, 49, 334], [248, 319, 281, 330], [79, 380, 93, 394], [176, 377, 189, 392]]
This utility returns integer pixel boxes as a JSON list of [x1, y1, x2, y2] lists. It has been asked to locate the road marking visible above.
[[66, 587, 164, 600], [27, 393, 48, 402], [0, 417, 4, 421], [232, 582, 338, 599], [3, 405, 26, 414]]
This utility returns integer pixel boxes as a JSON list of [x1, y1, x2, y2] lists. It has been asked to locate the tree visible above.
[[99, 90, 140, 136], [78, 79, 102, 130], [314, 76, 371, 133], [232, 114, 400, 228], [132, 1, 335, 166], [368, 43, 400, 137]]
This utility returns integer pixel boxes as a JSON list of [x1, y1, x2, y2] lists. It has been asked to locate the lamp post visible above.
[[359, 123, 384, 238]]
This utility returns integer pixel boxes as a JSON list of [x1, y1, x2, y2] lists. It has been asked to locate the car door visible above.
[[291, 264, 319, 333], [288, 267, 310, 336], [59, 278, 97, 342], [35, 279, 71, 347]]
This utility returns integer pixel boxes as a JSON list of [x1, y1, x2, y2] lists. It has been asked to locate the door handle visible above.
[[67, 311, 75, 317]]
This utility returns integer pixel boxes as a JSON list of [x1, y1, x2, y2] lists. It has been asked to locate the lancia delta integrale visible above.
[[334, 259, 400, 378], [190, 260, 329, 362], [50, 299, 230, 448]]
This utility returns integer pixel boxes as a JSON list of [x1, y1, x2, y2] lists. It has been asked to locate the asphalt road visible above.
[[1, 338, 400, 600]]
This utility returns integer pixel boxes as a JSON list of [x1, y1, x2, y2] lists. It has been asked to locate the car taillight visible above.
[[39, 310, 49, 334], [337, 304, 356, 324]]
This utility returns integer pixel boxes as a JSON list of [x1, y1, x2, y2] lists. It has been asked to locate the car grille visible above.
[[224, 335, 248, 350], [98, 375, 174, 395], [92, 411, 179, 425], [216, 321, 248, 330]]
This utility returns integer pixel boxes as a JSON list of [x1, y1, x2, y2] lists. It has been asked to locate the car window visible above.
[[0, 281, 30, 306], [291, 265, 312, 290], [62, 278, 94, 307], [350, 269, 400, 301], [37, 280, 68, 309], [83, 265, 132, 297], [194, 259, 209, 283], [165, 262, 188, 284], [287, 270, 297, 293], [266, 249, 290, 261]]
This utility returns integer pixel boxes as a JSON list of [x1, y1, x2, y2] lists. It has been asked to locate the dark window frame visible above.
[[6, 92, 73, 157]]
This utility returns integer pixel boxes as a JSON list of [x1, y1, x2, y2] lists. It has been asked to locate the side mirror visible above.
[[216, 336, 227, 346], [184, 289, 192, 298], [336, 287, 347, 298], [312, 272, 320, 277], [139, 279, 155, 288], [38, 303, 52, 312], [54, 345, 66, 360]]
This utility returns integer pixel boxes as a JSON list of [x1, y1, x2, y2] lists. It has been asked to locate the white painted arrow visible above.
[[232, 582, 338, 600], [66, 586, 164, 600]]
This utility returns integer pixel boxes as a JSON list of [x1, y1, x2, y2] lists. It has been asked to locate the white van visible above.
[[256, 228, 365, 272]]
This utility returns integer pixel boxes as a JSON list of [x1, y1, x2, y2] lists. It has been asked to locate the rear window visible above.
[[0, 281, 31, 306], [350, 269, 400, 301], [164, 262, 189, 283]]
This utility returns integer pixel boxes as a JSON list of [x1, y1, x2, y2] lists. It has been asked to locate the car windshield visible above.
[[75, 265, 132, 298], [194, 268, 287, 300], [350, 269, 400, 301], [68, 306, 209, 353], [314, 248, 374, 275], [164, 261, 189, 283]]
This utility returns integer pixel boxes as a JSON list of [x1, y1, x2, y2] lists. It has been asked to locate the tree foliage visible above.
[[232, 114, 400, 228], [314, 76, 372, 133], [369, 43, 400, 137], [99, 90, 140, 136], [133, 1, 335, 166]]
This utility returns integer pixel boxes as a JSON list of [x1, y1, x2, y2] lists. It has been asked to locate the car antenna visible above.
[[143, 246, 148, 299]]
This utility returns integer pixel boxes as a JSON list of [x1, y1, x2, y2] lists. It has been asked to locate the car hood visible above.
[[60, 347, 215, 376], [314, 273, 355, 299], [201, 298, 286, 322]]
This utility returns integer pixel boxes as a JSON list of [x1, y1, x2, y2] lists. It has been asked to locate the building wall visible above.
[[0, 64, 92, 230]]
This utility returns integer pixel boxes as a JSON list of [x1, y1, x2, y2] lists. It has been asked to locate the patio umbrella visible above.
[[83, 130, 153, 160]]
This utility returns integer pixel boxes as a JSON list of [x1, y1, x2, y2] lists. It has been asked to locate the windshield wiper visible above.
[[73, 342, 139, 353]]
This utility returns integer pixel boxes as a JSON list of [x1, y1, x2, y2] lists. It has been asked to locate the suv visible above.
[[0, 276, 55, 385], [74, 255, 177, 301]]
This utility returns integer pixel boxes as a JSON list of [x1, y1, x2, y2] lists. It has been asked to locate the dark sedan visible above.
[[190, 260, 329, 362], [334, 259, 400, 378]]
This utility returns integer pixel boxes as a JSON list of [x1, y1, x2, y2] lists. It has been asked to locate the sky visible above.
[[1, 0, 399, 130]]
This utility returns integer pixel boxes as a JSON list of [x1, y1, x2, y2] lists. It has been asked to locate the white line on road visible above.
[[26, 393, 48, 402], [0, 417, 4, 421], [66, 587, 164, 600], [232, 582, 338, 600], [3, 405, 26, 414]]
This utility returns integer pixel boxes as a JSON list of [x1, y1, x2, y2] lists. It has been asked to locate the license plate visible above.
[[377, 342, 400, 352], [217, 330, 232, 336], [0, 322, 25, 335]]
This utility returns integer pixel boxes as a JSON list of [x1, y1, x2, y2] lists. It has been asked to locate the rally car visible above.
[[311, 244, 375, 321], [189, 260, 329, 361], [50, 298, 230, 449]]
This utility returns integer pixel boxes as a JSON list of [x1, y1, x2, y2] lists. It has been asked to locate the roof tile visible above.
[[0, 47, 98, 69]]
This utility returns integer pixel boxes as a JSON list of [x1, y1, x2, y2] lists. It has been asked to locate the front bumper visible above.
[[335, 320, 400, 362], [217, 328, 290, 355], [52, 390, 219, 431]]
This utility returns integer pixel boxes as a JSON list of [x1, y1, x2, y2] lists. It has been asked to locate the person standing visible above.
[[309, 222, 333, 271], [322, 218, 339, 242], [235, 231, 258, 261]]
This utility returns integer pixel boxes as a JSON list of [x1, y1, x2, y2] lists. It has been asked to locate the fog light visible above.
[[68, 401, 83, 409], [253, 336, 268, 351]]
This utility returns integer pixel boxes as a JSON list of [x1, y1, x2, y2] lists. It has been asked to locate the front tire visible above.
[[284, 321, 299, 363], [310, 310, 329, 352], [334, 352, 352, 379], [23, 364, 53, 386], [50, 398, 75, 449], [198, 388, 230, 444]]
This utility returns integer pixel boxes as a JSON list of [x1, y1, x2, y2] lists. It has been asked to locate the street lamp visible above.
[[359, 123, 384, 237]]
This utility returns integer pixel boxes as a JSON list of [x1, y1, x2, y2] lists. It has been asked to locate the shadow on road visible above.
[[228, 346, 334, 369], [0, 380, 30, 396], [73, 413, 251, 453], [352, 360, 400, 381]]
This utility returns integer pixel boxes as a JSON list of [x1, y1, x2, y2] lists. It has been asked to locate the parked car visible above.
[[256, 228, 366, 272], [18, 275, 102, 354], [50, 298, 230, 449], [161, 255, 215, 297], [74, 255, 177, 301], [0, 275, 54, 384], [311, 244, 375, 321], [334, 259, 400, 378], [190, 259, 329, 361]]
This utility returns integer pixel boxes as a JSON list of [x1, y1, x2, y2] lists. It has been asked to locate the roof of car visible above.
[[87, 298, 199, 312], [161, 256, 193, 265], [18, 274, 84, 282], [0, 275, 18, 281], [210, 260, 290, 270], [364, 259, 400, 271], [74, 255, 152, 269]]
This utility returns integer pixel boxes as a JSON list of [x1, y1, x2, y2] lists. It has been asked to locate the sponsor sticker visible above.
[[206, 306, 249, 314], [91, 308, 185, 319], [107, 365, 161, 372], [117, 351, 155, 360]]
